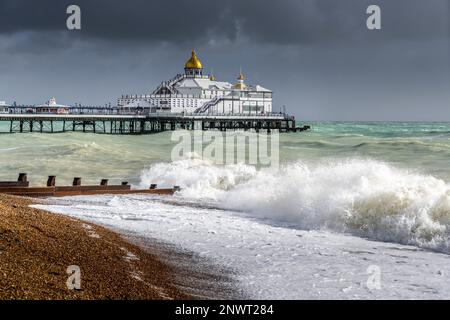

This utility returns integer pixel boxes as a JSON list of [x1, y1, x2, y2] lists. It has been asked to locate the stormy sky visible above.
[[0, 0, 449, 120]]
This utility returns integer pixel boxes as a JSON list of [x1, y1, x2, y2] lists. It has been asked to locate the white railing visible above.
[[152, 73, 186, 94]]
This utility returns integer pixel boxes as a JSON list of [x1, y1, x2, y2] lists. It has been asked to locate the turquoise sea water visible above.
[[1, 121, 449, 184], [283, 122, 450, 179]]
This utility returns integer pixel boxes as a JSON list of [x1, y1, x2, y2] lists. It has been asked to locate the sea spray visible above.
[[139, 158, 450, 253]]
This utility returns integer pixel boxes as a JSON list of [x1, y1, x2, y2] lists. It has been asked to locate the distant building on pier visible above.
[[0, 101, 10, 114], [118, 50, 273, 114], [35, 97, 71, 114]]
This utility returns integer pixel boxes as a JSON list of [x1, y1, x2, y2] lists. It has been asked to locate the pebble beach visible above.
[[0, 194, 189, 300]]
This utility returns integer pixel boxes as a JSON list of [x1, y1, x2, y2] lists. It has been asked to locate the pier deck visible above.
[[0, 113, 308, 134]]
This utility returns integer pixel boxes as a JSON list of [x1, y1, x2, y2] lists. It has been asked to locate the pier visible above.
[[0, 112, 309, 134]]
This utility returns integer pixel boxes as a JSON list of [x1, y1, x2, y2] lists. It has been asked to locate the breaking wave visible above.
[[140, 158, 450, 253]]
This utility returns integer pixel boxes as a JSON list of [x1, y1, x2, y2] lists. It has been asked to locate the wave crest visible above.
[[139, 158, 450, 253]]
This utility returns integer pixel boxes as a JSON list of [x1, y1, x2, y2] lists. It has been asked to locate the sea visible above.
[[3, 121, 450, 299]]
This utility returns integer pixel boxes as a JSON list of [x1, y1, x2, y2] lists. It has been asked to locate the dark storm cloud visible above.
[[0, 0, 448, 120], [0, 0, 448, 45]]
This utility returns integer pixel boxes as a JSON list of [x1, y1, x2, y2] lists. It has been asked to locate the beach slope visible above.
[[0, 194, 187, 299]]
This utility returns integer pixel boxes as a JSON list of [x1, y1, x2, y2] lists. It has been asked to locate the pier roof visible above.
[[37, 97, 71, 109], [121, 100, 155, 108], [176, 78, 232, 90]]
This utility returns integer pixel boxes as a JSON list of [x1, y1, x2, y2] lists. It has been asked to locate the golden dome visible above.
[[185, 50, 203, 69], [209, 75, 216, 81], [237, 73, 245, 81]]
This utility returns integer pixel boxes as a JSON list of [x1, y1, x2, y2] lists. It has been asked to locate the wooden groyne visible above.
[[0, 173, 180, 198]]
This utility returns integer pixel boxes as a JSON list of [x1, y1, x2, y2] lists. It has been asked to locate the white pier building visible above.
[[118, 51, 273, 114], [35, 97, 71, 114], [0, 101, 11, 114]]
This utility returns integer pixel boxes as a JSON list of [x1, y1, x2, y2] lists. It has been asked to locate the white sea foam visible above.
[[33, 190, 450, 299], [139, 158, 450, 253]]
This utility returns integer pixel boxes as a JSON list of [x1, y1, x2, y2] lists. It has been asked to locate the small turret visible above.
[[234, 72, 246, 90]]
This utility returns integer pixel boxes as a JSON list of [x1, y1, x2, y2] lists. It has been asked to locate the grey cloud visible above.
[[0, 0, 448, 46]]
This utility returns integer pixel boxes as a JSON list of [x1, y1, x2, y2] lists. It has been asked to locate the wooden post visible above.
[[18, 173, 27, 182], [150, 184, 157, 189], [47, 176, 56, 187], [73, 177, 81, 186], [100, 179, 108, 186]]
